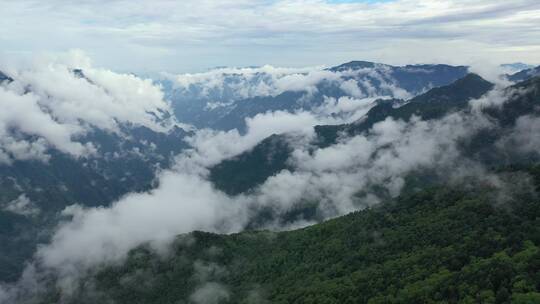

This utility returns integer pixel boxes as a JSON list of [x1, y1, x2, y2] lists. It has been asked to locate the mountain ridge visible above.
[[39, 167, 540, 304], [209, 73, 497, 196]]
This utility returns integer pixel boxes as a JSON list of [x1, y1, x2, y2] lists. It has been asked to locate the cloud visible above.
[[498, 115, 540, 155], [36, 171, 246, 282], [164, 65, 325, 99], [4, 56, 537, 302], [27, 102, 494, 290], [0, 86, 91, 163], [2, 194, 40, 217], [2, 0, 539, 72], [0, 96, 386, 298], [190, 282, 230, 304], [313, 96, 378, 124], [0, 50, 175, 163], [182, 110, 320, 170], [251, 113, 492, 219], [165, 63, 418, 104]]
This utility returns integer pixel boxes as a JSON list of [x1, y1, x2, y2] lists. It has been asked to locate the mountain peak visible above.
[[0, 70, 13, 83], [329, 60, 382, 71], [72, 68, 86, 78], [501, 62, 534, 73], [409, 73, 493, 104], [451, 73, 491, 87], [507, 65, 540, 82]]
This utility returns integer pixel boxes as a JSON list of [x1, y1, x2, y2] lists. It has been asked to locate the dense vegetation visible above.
[[42, 165, 540, 304], [209, 134, 293, 195]]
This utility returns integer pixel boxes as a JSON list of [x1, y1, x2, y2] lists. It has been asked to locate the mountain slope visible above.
[[316, 73, 494, 146], [209, 134, 293, 195], [44, 166, 540, 304], [0, 68, 192, 282], [508, 65, 540, 82], [165, 62, 469, 131], [209, 74, 496, 195], [332, 62, 470, 93], [0, 125, 190, 282]]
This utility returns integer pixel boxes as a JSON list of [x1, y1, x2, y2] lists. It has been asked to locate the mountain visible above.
[[0, 70, 192, 282], [0, 61, 470, 285], [331, 62, 470, 93], [508, 65, 540, 82], [0, 71, 13, 83], [501, 63, 534, 73], [209, 73, 496, 196], [317, 73, 495, 145], [0, 125, 190, 282], [164, 62, 469, 132], [210, 134, 294, 196], [4, 62, 540, 304], [40, 166, 540, 304], [484, 76, 540, 127]]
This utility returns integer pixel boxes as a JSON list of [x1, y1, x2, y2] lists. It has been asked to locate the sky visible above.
[[1, 0, 539, 74]]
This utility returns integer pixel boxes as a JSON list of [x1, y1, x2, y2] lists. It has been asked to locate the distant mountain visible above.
[[0, 71, 13, 83], [331, 61, 470, 94], [317, 73, 494, 145], [501, 62, 534, 73], [164, 62, 469, 131], [209, 73, 496, 196], [507, 65, 540, 82], [328, 60, 378, 71]]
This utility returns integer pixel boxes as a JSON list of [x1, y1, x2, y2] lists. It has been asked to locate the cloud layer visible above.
[[29, 91, 512, 295], [0, 51, 173, 163], [1, 0, 539, 72], [165, 63, 412, 102]]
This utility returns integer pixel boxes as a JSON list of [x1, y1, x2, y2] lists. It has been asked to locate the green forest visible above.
[[42, 165, 540, 304]]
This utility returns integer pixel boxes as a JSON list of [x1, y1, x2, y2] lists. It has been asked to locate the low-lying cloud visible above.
[[21, 89, 526, 300], [165, 63, 412, 103], [0, 50, 174, 164], [2, 57, 540, 303]]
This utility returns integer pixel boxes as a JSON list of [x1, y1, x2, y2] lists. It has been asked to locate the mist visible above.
[[1, 52, 539, 303]]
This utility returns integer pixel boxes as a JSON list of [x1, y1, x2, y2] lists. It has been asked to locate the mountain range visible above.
[[163, 62, 470, 132], [1, 60, 540, 304]]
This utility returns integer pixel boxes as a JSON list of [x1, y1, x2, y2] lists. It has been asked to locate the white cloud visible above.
[[0, 50, 175, 163], [165, 65, 323, 99], [2, 194, 40, 217], [313, 96, 377, 123], [190, 282, 230, 304], [340, 79, 365, 98], [37, 171, 247, 283], [498, 115, 540, 155], [254, 113, 491, 218], [182, 110, 319, 170], [30, 106, 494, 290], [1, 0, 539, 72], [164, 63, 416, 126]]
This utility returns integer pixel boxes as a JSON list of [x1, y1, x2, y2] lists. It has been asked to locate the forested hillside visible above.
[[42, 165, 540, 304]]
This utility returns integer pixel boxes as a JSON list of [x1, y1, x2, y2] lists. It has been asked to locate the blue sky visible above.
[[1, 0, 539, 73]]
